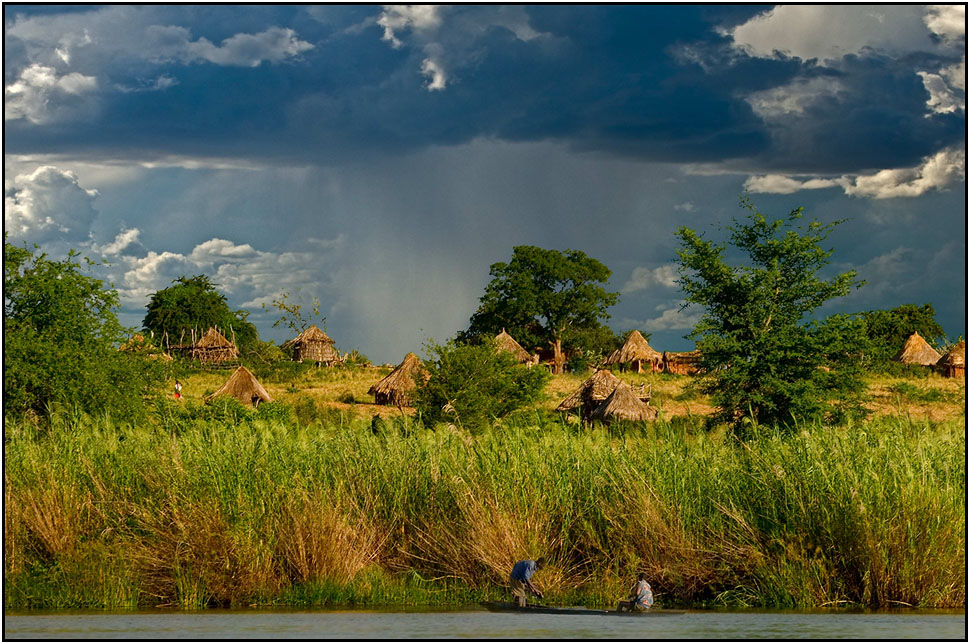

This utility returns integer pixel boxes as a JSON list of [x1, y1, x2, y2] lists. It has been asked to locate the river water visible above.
[[4, 607, 965, 640]]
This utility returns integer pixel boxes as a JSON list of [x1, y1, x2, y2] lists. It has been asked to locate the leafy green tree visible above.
[[414, 339, 549, 432], [465, 246, 620, 373], [676, 199, 866, 433], [4, 241, 166, 420], [143, 275, 258, 350], [856, 304, 945, 368]]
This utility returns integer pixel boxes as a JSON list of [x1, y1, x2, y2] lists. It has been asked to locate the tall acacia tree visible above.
[[466, 246, 619, 373], [676, 198, 866, 433]]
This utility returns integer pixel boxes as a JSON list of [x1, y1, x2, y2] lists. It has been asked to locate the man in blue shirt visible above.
[[509, 557, 545, 607], [616, 572, 654, 612]]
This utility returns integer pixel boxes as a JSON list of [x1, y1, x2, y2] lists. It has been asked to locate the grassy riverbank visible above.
[[5, 401, 964, 611]]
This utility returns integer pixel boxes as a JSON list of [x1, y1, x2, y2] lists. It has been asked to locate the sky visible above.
[[4, 4, 966, 363]]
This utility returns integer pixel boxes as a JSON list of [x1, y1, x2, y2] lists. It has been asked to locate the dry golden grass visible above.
[[176, 363, 963, 423]]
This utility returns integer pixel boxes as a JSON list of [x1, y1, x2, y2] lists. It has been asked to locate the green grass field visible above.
[[4, 363, 965, 611]]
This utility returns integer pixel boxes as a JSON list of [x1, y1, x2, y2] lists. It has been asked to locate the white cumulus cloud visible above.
[[5, 63, 98, 124], [145, 25, 313, 67], [622, 264, 679, 293], [4, 165, 99, 243], [377, 5, 443, 48], [727, 5, 939, 63], [924, 5, 966, 44], [745, 146, 966, 199]]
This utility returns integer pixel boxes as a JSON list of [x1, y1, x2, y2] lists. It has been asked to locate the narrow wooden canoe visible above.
[[480, 601, 685, 616]]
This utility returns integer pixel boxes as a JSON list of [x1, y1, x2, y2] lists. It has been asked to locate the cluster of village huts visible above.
[[141, 325, 965, 424]]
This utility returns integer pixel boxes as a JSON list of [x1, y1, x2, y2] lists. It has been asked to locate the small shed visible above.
[[494, 329, 536, 365], [369, 352, 428, 406], [206, 366, 273, 407], [604, 330, 663, 373], [663, 350, 702, 375], [937, 341, 965, 379], [893, 332, 942, 366], [191, 327, 239, 364], [589, 382, 658, 424], [557, 369, 623, 417], [282, 325, 339, 365]]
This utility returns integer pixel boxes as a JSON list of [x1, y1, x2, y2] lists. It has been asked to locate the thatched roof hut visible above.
[[191, 327, 239, 364], [369, 352, 428, 406], [604, 330, 662, 373], [589, 382, 658, 424], [282, 324, 339, 365], [663, 350, 702, 375], [937, 341, 965, 379], [557, 369, 622, 414], [120, 333, 173, 361], [205, 366, 273, 407], [893, 332, 942, 366], [495, 329, 535, 365]]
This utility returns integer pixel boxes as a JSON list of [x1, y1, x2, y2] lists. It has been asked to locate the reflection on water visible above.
[[4, 607, 966, 640]]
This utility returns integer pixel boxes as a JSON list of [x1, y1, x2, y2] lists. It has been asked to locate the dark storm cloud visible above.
[[5, 5, 959, 173]]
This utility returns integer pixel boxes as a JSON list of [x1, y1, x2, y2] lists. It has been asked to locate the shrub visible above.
[[414, 339, 549, 432]]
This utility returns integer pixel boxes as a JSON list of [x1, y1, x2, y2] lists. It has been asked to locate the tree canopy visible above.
[[143, 275, 258, 350], [465, 245, 620, 373], [414, 338, 549, 432], [676, 199, 866, 433], [856, 304, 945, 367], [4, 241, 166, 420]]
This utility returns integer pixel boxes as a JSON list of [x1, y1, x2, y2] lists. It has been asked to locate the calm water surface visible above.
[[4, 607, 965, 640]]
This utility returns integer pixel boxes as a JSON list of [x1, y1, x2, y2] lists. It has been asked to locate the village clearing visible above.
[[178, 365, 965, 424]]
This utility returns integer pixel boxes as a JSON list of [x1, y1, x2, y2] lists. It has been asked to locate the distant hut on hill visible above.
[[205, 366, 273, 407], [494, 329, 536, 365], [893, 332, 942, 366], [663, 350, 702, 375], [604, 330, 662, 373], [589, 382, 658, 424], [369, 352, 428, 406], [282, 325, 339, 366], [190, 327, 239, 364], [937, 341, 965, 379]]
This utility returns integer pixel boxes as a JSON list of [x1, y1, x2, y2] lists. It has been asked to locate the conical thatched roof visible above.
[[938, 341, 965, 369], [369, 352, 428, 406], [557, 369, 623, 412], [604, 330, 662, 365], [893, 332, 942, 366], [282, 324, 335, 348], [494, 329, 533, 364], [196, 326, 235, 348], [191, 327, 239, 363], [206, 366, 273, 406], [282, 324, 339, 364], [589, 382, 658, 424]]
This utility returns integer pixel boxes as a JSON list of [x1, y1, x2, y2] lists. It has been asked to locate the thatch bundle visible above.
[[191, 327, 239, 364], [282, 324, 339, 365], [557, 369, 622, 415], [604, 330, 662, 373], [119, 333, 173, 361], [663, 350, 702, 375], [494, 329, 535, 365], [893, 332, 942, 366], [589, 382, 658, 424], [937, 340, 965, 378], [369, 352, 428, 406], [205, 366, 273, 407]]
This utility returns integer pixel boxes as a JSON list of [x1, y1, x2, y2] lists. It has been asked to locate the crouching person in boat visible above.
[[617, 573, 654, 612], [509, 557, 545, 608]]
